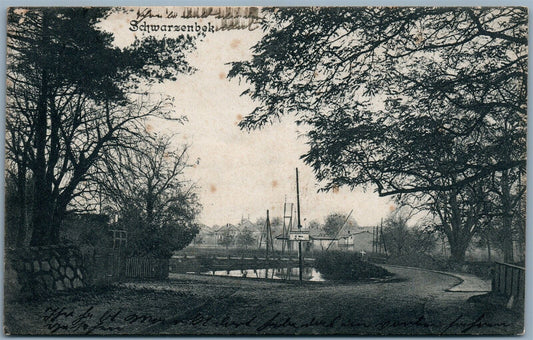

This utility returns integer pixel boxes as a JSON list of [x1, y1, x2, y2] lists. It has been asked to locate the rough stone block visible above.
[[72, 278, 83, 288], [55, 280, 65, 291], [36, 276, 45, 285], [66, 267, 75, 280], [43, 275, 54, 290], [51, 270, 60, 280], [24, 262, 32, 272], [59, 266, 65, 275], [50, 258, 60, 269], [69, 257, 77, 267], [35, 276, 47, 292], [76, 268, 83, 279], [41, 261, 51, 272], [33, 260, 40, 272], [63, 278, 72, 289]]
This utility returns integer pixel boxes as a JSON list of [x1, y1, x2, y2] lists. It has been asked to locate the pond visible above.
[[199, 267, 325, 282]]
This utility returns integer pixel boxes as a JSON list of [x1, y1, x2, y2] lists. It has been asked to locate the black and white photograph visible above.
[[3, 5, 527, 335]]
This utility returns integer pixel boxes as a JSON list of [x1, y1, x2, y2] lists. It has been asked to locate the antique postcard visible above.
[[4, 6, 526, 335]]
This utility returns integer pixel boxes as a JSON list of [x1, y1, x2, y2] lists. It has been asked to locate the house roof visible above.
[[238, 219, 262, 232], [213, 224, 240, 233], [310, 235, 337, 241]]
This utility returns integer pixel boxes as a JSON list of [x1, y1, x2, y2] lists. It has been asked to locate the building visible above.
[[308, 226, 375, 252], [213, 224, 240, 247]]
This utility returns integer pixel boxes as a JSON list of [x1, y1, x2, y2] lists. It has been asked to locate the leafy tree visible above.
[[60, 213, 110, 248], [271, 216, 282, 227], [382, 214, 436, 257], [218, 227, 235, 250], [401, 180, 492, 262], [475, 223, 504, 262], [4, 174, 33, 248], [237, 228, 256, 249], [473, 171, 526, 263], [407, 172, 523, 262], [229, 7, 526, 262], [255, 216, 282, 235], [116, 206, 199, 258], [308, 220, 322, 233], [6, 7, 196, 246], [485, 167, 526, 262], [193, 233, 204, 245], [323, 213, 347, 237], [96, 134, 201, 258]]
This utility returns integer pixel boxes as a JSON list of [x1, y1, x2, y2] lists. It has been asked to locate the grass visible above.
[[383, 253, 494, 280], [315, 251, 392, 281]]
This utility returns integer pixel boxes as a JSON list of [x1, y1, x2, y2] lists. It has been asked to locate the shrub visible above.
[[315, 251, 391, 281]]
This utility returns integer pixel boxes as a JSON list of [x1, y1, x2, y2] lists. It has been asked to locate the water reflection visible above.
[[202, 267, 324, 282]]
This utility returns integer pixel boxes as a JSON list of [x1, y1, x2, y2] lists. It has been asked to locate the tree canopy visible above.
[[229, 7, 526, 196], [6, 7, 197, 246], [229, 7, 527, 262], [322, 212, 356, 237], [96, 134, 201, 258]]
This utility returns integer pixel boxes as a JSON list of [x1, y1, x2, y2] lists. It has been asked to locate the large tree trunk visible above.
[[15, 165, 28, 247], [146, 187, 155, 226], [449, 240, 468, 263], [500, 170, 514, 263], [30, 67, 53, 245], [486, 236, 492, 262], [443, 191, 474, 264], [445, 226, 470, 263], [30, 10, 55, 246]]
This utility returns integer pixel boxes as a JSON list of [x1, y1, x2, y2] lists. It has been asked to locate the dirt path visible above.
[[4, 265, 522, 335]]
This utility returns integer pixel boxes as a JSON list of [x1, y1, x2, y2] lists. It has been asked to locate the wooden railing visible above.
[[492, 262, 525, 306], [124, 257, 169, 279]]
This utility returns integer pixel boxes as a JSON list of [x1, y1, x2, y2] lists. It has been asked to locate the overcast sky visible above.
[[101, 8, 394, 227]]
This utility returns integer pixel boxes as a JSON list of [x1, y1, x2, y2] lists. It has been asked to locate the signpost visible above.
[[289, 230, 310, 241]]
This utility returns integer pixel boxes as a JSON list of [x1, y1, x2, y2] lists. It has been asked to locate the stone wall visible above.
[[5, 245, 87, 300]]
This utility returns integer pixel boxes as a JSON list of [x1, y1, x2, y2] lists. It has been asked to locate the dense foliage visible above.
[[6, 7, 196, 246], [229, 7, 526, 262], [117, 207, 199, 258], [381, 214, 437, 257], [97, 134, 201, 258], [237, 228, 257, 249], [315, 251, 391, 281], [322, 212, 357, 237]]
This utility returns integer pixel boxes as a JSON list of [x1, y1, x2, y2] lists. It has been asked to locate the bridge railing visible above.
[[492, 262, 525, 306]]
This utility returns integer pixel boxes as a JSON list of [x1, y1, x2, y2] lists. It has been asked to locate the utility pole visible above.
[[282, 197, 294, 257], [380, 218, 388, 256], [325, 209, 353, 252], [296, 168, 303, 282], [266, 210, 271, 261], [372, 226, 376, 253]]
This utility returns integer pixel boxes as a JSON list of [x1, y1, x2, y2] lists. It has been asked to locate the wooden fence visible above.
[[84, 248, 169, 283], [492, 262, 525, 306], [124, 257, 169, 279], [85, 247, 125, 285]]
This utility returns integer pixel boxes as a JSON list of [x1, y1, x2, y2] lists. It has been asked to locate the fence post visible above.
[[492, 262, 525, 309]]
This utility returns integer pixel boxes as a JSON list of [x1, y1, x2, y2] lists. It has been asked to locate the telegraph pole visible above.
[[296, 168, 303, 282], [266, 210, 271, 261]]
